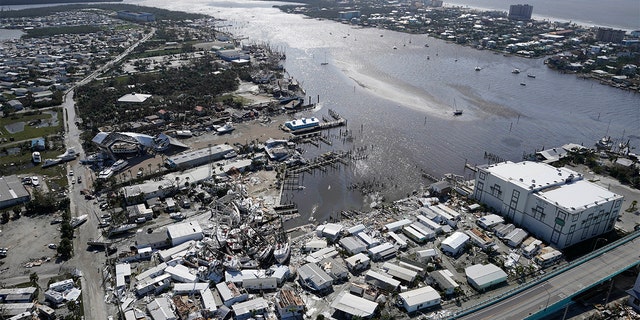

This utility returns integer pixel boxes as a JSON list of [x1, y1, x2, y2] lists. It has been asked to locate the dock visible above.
[[288, 151, 349, 175]]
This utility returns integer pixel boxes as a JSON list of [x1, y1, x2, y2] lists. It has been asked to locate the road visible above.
[[62, 27, 156, 320], [456, 233, 640, 320]]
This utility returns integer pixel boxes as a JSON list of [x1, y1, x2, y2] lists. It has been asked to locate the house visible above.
[[297, 263, 333, 292], [320, 258, 349, 281], [275, 289, 305, 320], [117, 93, 152, 104], [398, 286, 441, 312], [232, 298, 269, 320], [339, 236, 367, 255], [440, 232, 470, 256], [368, 242, 397, 261], [476, 214, 505, 230], [216, 281, 248, 307], [465, 263, 508, 292], [167, 221, 203, 246], [147, 297, 177, 320], [7, 100, 23, 111], [0, 175, 31, 209], [330, 292, 378, 319], [381, 262, 418, 283], [364, 270, 400, 292], [384, 218, 412, 232], [504, 228, 528, 247], [431, 270, 460, 295], [345, 253, 371, 272]]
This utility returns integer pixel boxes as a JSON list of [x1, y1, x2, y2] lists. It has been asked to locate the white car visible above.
[[69, 170, 74, 176]]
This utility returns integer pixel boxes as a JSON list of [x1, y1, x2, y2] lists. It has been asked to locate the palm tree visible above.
[[148, 163, 152, 176]]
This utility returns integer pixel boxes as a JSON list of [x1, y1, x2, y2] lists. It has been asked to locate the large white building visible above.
[[473, 161, 623, 249]]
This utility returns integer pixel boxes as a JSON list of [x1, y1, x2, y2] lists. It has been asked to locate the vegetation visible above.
[[0, 3, 206, 21], [23, 25, 102, 38], [555, 149, 640, 189], [0, 108, 63, 145]]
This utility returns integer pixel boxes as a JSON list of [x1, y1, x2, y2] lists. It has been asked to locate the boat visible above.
[[512, 68, 521, 74], [453, 109, 463, 116], [31, 176, 39, 186], [57, 148, 78, 161], [110, 159, 128, 172], [71, 214, 88, 228], [108, 224, 137, 236], [527, 73, 536, 78], [520, 82, 526, 86], [216, 122, 235, 134], [475, 66, 482, 71], [42, 158, 61, 168], [32, 151, 41, 164], [320, 52, 328, 66], [223, 150, 237, 159], [596, 136, 614, 150], [273, 236, 290, 264], [169, 212, 185, 220], [393, 46, 397, 50]]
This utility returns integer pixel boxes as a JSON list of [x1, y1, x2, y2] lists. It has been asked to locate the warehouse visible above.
[[165, 144, 234, 169], [398, 286, 441, 312], [465, 263, 508, 292], [0, 175, 30, 209]]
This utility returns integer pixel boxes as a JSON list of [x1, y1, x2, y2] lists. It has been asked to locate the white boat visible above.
[[110, 159, 128, 172], [169, 212, 185, 220], [527, 73, 536, 78], [273, 236, 290, 264], [217, 122, 235, 134], [71, 214, 88, 228], [57, 148, 78, 161], [512, 68, 521, 74], [42, 158, 61, 168], [31, 151, 42, 164], [31, 176, 40, 186], [108, 224, 137, 236], [223, 150, 237, 159], [475, 66, 482, 71]]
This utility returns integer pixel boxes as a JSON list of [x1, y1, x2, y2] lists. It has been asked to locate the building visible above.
[[167, 221, 203, 246], [117, 93, 152, 104], [284, 117, 320, 131], [339, 236, 367, 255], [0, 175, 30, 209], [115, 263, 132, 290], [331, 292, 378, 318], [368, 242, 397, 261], [504, 228, 528, 247], [165, 264, 197, 283], [0, 287, 37, 303], [465, 264, 508, 292], [345, 253, 371, 272], [398, 286, 441, 312], [135, 231, 170, 250], [381, 262, 417, 283], [165, 144, 234, 169], [364, 270, 400, 292], [473, 161, 622, 249], [596, 27, 626, 43], [440, 231, 470, 256], [385, 218, 412, 232], [626, 273, 640, 312], [48, 279, 74, 292], [508, 4, 533, 20], [117, 11, 156, 22], [338, 10, 360, 21], [232, 298, 269, 320], [476, 214, 504, 230], [297, 263, 334, 292], [275, 289, 305, 320], [147, 297, 177, 320], [216, 281, 248, 307], [431, 270, 459, 295], [465, 228, 494, 251]]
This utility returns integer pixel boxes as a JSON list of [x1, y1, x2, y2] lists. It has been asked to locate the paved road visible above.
[[63, 27, 156, 320], [456, 233, 640, 320]]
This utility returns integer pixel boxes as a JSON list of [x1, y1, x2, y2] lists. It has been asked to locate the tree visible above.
[[57, 238, 73, 260], [29, 272, 39, 286], [1, 211, 10, 224]]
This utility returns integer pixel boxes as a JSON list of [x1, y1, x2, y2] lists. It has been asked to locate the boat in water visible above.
[[527, 73, 536, 78], [512, 68, 521, 74], [475, 66, 482, 71], [453, 109, 463, 116], [216, 122, 235, 134], [596, 136, 614, 150], [273, 236, 290, 264], [520, 82, 526, 86]]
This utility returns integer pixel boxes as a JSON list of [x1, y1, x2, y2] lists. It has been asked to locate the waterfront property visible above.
[[473, 161, 623, 249], [284, 117, 319, 131]]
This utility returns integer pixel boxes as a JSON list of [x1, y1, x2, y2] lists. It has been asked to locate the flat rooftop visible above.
[[537, 179, 622, 212], [485, 161, 582, 191]]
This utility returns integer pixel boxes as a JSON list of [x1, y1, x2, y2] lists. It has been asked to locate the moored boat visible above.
[[527, 73, 536, 78], [512, 68, 521, 74]]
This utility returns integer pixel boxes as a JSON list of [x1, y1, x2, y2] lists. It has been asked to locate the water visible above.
[[6, 0, 639, 227]]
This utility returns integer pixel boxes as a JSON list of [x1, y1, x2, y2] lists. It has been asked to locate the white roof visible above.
[[167, 221, 203, 241], [173, 282, 209, 294], [484, 161, 582, 191], [147, 297, 176, 320], [537, 179, 621, 213], [118, 93, 152, 103], [321, 223, 344, 236], [385, 218, 412, 231], [348, 224, 366, 234], [465, 264, 508, 287], [115, 263, 131, 288], [331, 292, 378, 317], [232, 297, 269, 316], [382, 262, 418, 282], [365, 270, 401, 288], [368, 242, 395, 255], [399, 286, 440, 307], [441, 232, 470, 249], [345, 253, 370, 266], [478, 214, 504, 226], [165, 264, 197, 283], [416, 248, 439, 258]]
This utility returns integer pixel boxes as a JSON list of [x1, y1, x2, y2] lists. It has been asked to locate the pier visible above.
[[288, 151, 349, 175]]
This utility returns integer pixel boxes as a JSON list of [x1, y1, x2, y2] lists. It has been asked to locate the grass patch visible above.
[[0, 109, 63, 144], [23, 25, 102, 38], [128, 48, 184, 59]]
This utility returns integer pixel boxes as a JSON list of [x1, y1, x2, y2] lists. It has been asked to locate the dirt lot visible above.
[[0, 211, 65, 287]]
